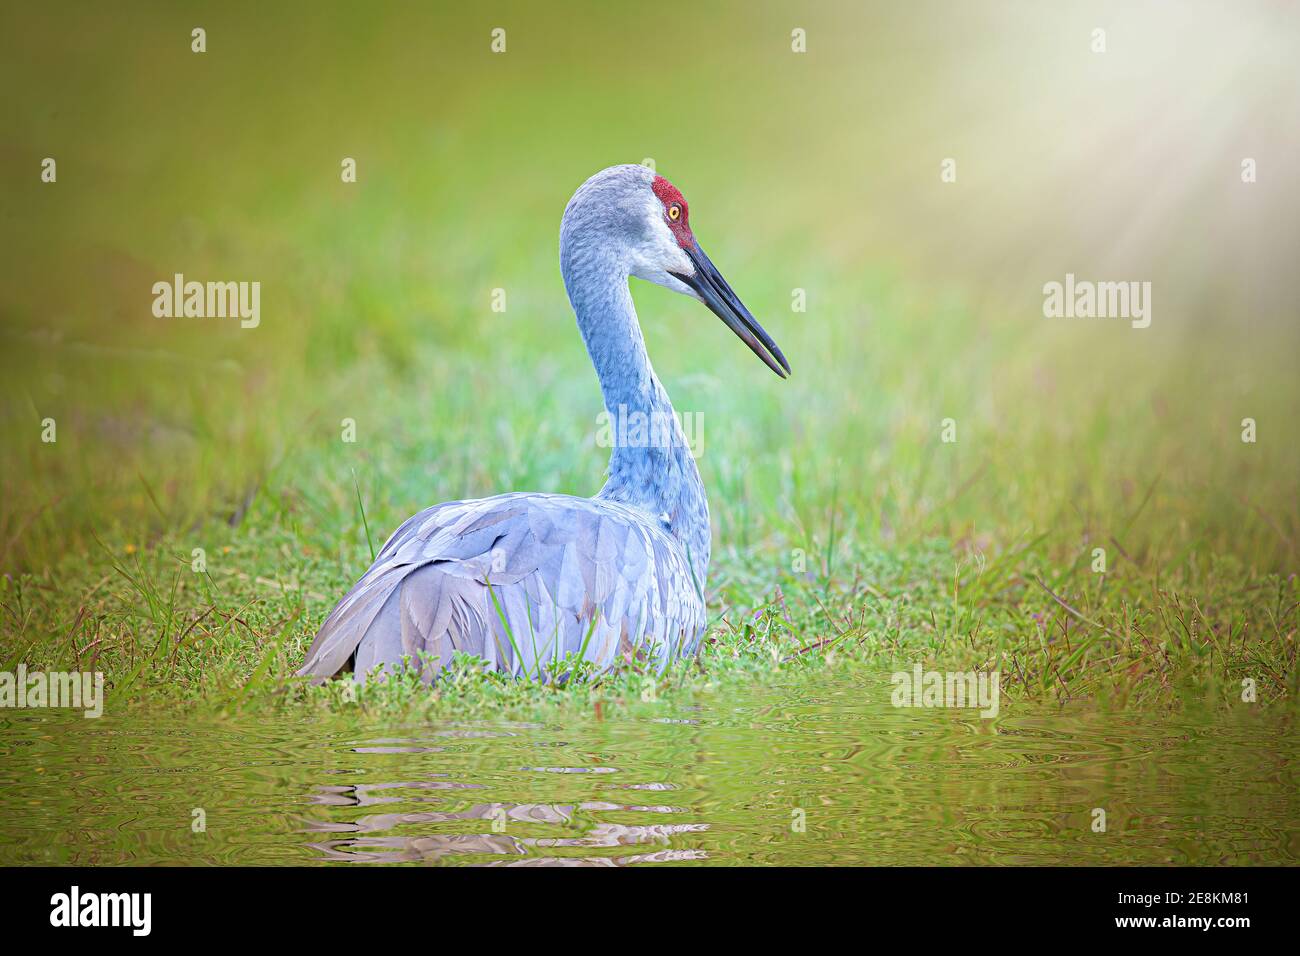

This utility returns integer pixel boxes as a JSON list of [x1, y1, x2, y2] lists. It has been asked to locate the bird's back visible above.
[[298, 493, 707, 684]]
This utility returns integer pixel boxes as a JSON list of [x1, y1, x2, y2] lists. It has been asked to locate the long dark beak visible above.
[[671, 243, 790, 378]]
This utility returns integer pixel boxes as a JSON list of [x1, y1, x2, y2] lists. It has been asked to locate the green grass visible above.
[[1, 3, 1297, 721], [2, 309, 1296, 720]]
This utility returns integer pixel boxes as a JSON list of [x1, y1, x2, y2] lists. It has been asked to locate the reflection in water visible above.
[[302, 783, 705, 865], [0, 675, 1295, 866]]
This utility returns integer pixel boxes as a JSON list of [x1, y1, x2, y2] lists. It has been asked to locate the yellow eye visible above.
[[668, 204, 681, 222]]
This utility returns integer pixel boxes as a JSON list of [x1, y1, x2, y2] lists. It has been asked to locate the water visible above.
[[1, 675, 1295, 865]]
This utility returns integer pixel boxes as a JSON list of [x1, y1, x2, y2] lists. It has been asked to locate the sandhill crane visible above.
[[299, 164, 788, 684]]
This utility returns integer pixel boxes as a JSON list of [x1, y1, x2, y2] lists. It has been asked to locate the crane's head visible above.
[[560, 164, 790, 378]]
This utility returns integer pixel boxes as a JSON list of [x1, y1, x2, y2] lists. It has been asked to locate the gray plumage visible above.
[[301, 492, 705, 682], [300, 164, 785, 684]]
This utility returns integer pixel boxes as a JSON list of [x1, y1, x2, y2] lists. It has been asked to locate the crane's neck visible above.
[[562, 255, 711, 579]]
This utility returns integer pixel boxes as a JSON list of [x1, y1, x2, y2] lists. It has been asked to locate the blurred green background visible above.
[[0, 1, 1297, 702]]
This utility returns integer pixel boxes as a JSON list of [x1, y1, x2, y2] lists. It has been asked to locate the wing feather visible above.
[[297, 493, 706, 685]]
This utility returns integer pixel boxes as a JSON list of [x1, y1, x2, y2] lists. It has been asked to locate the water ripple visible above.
[[0, 677, 1294, 865]]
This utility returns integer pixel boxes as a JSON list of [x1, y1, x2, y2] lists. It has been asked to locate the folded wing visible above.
[[298, 493, 706, 683]]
